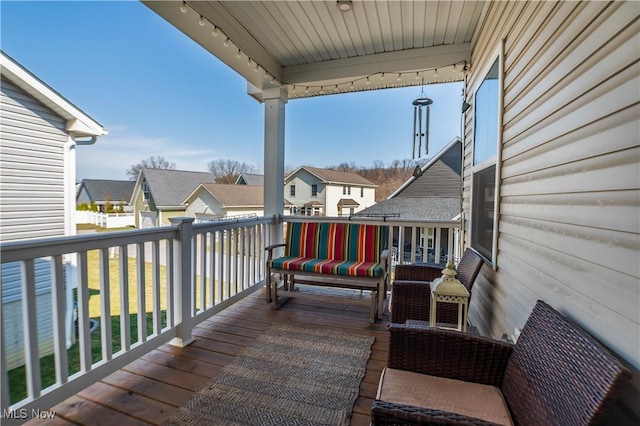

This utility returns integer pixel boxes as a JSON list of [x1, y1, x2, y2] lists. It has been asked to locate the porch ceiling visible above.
[[142, 1, 486, 100]]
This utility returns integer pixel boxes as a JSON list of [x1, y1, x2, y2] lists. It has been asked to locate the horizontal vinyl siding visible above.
[[0, 77, 67, 242], [397, 142, 462, 198], [463, 1, 639, 421]]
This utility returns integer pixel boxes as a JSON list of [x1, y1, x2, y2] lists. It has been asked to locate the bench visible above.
[[265, 221, 389, 323], [372, 300, 632, 425]]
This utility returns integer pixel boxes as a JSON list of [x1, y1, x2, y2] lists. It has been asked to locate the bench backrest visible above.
[[286, 222, 387, 263], [502, 300, 631, 425]]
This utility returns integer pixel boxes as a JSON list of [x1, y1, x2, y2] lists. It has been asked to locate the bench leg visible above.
[[377, 278, 385, 319]]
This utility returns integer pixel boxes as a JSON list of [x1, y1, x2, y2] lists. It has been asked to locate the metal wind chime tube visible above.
[[412, 94, 433, 159]]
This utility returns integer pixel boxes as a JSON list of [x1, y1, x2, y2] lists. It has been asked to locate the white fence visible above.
[[75, 211, 135, 228]]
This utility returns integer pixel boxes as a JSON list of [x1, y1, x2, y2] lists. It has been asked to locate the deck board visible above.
[[32, 286, 390, 425]]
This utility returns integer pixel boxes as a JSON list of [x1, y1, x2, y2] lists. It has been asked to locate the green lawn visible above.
[[8, 249, 170, 404], [8, 228, 231, 404]]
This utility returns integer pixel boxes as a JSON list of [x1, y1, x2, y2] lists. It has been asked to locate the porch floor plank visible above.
[[29, 287, 389, 425]]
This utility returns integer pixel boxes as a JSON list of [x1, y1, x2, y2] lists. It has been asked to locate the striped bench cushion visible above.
[[269, 256, 385, 278], [286, 222, 387, 263]]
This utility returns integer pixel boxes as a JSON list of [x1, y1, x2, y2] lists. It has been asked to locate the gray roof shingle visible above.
[[141, 168, 213, 208], [354, 197, 460, 221], [79, 179, 135, 203]]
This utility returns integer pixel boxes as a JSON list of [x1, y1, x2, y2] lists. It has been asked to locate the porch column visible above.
[[262, 87, 287, 245]]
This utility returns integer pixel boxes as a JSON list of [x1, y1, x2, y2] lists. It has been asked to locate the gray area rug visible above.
[[163, 323, 375, 426]]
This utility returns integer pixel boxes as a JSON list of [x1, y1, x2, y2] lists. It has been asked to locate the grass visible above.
[[8, 249, 170, 404], [8, 227, 235, 404]]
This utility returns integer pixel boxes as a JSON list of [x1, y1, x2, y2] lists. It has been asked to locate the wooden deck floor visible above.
[[28, 287, 389, 425]]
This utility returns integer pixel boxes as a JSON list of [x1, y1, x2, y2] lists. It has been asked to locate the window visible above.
[[471, 55, 501, 264], [342, 185, 351, 195], [360, 187, 364, 197], [290, 185, 296, 197], [142, 181, 150, 201], [311, 184, 318, 197]]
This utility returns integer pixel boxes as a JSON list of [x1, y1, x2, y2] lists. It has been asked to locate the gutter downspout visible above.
[[63, 134, 98, 348]]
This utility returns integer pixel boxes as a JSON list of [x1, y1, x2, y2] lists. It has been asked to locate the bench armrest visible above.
[[388, 323, 513, 387], [265, 243, 286, 252], [265, 243, 286, 263]]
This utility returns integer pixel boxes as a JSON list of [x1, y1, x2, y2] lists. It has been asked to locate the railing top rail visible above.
[[192, 215, 275, 234], [0, 226, 177, 263], [283, 215, 460, 229]]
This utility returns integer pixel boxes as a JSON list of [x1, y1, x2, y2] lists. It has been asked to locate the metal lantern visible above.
[[429, 260, 470, 332], [412, 95, 433, 159]]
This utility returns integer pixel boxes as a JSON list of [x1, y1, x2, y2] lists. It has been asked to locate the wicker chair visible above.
[[372, 300, 631, 425], [390, 248, 484, 324]]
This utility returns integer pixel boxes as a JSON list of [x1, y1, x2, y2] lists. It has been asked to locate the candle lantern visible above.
[[429, 261, 470, 331]]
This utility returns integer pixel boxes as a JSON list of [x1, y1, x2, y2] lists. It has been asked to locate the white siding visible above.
[[462, 1, 639, 421], [1, 77, 69, 369], [1, 78, 67, 241]]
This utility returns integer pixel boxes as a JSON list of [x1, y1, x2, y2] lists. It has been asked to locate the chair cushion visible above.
[[376, 368, 513, 426], [268, 256, 384, 278]]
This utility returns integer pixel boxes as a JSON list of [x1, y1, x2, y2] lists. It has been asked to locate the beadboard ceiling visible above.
[[143, 1, 487, 99]]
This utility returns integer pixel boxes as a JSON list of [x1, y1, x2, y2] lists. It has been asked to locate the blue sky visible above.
[[1, 1, 463, 180]]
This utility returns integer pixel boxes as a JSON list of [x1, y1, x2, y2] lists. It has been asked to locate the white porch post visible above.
[[262, 87, 287, 245]]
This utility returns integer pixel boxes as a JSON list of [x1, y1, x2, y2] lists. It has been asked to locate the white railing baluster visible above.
[[165, 239, 174, 329], [199, 233, 206, 311], [119, 245, 131, 352], [151, 240, 161, 335], [226, 229, 232, 299], [234, 228, 239, 295], [435, 228, 442, 264], [208, 232, 215, 307], [239, 228, 245, 291], [410, 226, 417, 263], [99, 248, 112, 361], [448, 229, 455, 263], [136, 242, 146, 343], [77, 252, 91, 373], [51, 255, 68, 385], [217, 230, 224, 302], [191, 235, 197, 314], [21, 259, 41, 398]]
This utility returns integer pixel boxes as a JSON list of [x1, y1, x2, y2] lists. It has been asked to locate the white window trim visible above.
[[469, 41, 504, 269]]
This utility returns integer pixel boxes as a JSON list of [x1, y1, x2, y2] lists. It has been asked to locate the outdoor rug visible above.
[[163, 323, 375, 426]]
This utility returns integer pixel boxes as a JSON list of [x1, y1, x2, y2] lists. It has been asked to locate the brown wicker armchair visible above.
[[390, 248, 484, 324], [372, 300, 631, 425]]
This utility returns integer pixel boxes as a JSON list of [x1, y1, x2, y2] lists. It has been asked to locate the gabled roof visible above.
[[235, 173, 264, 186], [0, 50, 107, 138], [185, 183, 264, 207], [286, 166, 376, 187], [354, 197, 460, 221], [77, 179, 135, 203], [131, 168, 213, 209], [389, 137, 461, 199]]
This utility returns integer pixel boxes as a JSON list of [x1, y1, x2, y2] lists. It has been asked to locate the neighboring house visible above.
[[130, 168, 212, 227], [285, 166, 376, 216], [0, 51, 107, 369], [76, 179, 135, 212], [356, 138, 462, 264], [185, 183, 292, 222], [184, 183, 262, 221], [235, 173, 264, 186]]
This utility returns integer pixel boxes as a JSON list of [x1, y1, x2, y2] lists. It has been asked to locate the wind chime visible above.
[[412, 87, 433, 159]]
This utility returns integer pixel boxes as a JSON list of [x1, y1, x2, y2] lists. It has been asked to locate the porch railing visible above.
[[1, 214, 458, 420], [0, 216, 273, 419]]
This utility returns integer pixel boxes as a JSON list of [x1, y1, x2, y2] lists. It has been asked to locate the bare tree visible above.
[[126, 155, 176, 180], [207, 159, 256, 184]]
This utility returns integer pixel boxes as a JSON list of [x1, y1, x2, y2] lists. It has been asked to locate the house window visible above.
[[360, 187, 364, 197], [343, 185, 351, 195], [290, 185, 296, 197], [142, 181, 150, 201], [311, 184, 318, 197], [471, 55, 501, 263]]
